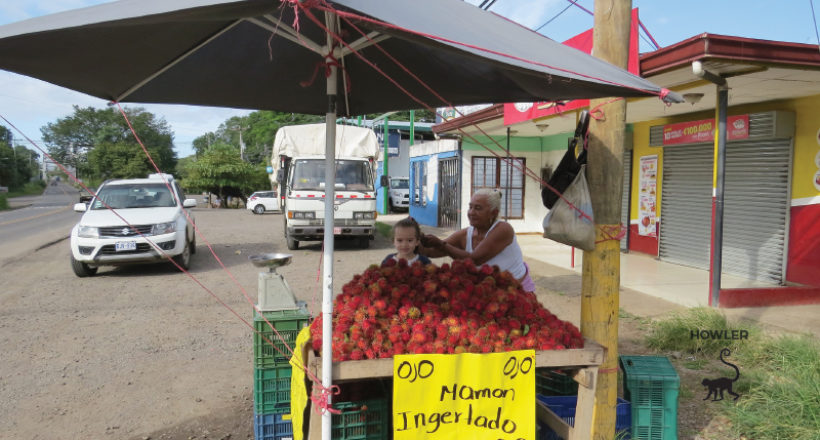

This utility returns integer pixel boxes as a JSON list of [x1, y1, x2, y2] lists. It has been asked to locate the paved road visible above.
[[0, 181, 80, 263]]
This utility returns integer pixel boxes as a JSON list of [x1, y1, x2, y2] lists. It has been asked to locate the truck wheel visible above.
[[287, 234, 299, 250], [254, 205, 265, 215], [70, 255, 98, 277]]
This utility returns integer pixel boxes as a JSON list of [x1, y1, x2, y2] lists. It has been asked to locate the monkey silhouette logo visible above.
[[702, 348, 741, 401]]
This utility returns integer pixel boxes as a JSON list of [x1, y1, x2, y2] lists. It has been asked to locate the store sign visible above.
[[393, 350, 535, 440], [663, 115, 750, 146]]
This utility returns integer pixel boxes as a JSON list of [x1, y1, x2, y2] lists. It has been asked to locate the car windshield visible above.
[[290, 159, 373, 191], [391, 179, 409, 189], [92, 184, 177, 209]]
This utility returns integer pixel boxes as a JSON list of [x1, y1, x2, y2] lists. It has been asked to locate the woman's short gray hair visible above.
[[473, 188, 502, 211]]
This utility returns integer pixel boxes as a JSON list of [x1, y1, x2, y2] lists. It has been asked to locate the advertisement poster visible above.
[[662, 115, 749, 146], [638, 155, 658, 237]]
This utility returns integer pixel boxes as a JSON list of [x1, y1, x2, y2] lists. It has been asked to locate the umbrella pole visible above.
[[322, 13, 339, 440]]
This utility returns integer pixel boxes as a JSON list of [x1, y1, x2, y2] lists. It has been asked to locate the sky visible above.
[[1, 0, 818, 160]]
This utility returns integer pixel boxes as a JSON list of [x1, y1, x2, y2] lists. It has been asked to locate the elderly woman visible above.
[[421, 188, 536, 293]]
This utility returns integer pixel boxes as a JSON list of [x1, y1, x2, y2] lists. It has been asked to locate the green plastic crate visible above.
[[620, 355, 679, 440], [253, 365, 292, 414], [331, 399, 389, 440], [535, 368, 579, 396], [253, 309, 310, 369]]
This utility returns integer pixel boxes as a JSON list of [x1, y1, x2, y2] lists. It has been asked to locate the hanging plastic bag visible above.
[[541, 110, 589, 209], [542, 165, 595, 251]]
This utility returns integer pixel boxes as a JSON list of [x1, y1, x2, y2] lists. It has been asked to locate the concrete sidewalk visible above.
[[378, 214, 820, 338]]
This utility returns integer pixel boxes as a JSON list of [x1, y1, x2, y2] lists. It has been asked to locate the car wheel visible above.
[[254, 205, 265, 215], [190, 229, 196, 254], [388, 198, 394, 213], [172, 238, 191, 270], [70, 255, 97, 277]]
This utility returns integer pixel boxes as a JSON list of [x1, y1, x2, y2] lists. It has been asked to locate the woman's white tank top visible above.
[[465, 220, 526, 279]]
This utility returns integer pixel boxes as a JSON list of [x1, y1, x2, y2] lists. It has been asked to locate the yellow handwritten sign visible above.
[[393, 350, 535, 440]]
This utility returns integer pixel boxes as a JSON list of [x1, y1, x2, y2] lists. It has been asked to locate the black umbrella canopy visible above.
[[0, 0, 679, 115]]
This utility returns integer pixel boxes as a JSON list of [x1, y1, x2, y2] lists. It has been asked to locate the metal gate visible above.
[[438, 157, 460, 229], [621, 149, 632, 251], [659, 140, 791, 283]]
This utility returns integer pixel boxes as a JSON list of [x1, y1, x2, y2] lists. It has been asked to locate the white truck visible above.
[[272, 123, 380, 250]]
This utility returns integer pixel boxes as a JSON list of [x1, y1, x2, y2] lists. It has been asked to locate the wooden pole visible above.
[[582, 1, 631, 438]]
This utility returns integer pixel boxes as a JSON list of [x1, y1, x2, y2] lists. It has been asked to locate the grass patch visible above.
[[646, 309, 820, 439], [644, 307, 758, 357], [6, 181, 46, 198], [374, 221, 393, 239], [682, 359, 708, 370], [725, 334, 820, 440], [0, 193, 8, 210]]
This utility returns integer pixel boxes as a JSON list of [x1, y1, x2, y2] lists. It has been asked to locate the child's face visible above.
[[393, 226, 419, 259]]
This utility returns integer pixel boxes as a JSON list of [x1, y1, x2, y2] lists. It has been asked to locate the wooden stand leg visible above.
[[569, 366, 598, 440], [307, 401, 321, 440]]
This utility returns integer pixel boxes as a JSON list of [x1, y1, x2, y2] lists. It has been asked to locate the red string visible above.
[[311, 3, 672, 100], [310, 384, 342, 415], [589, 97, 624, 121], [299, 53, 351, 93], [110, 105, 331, 389], [0, 112, 289, 358]]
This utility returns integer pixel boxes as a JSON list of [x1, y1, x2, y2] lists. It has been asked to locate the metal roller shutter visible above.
[[621, 149, 632, 251], [659, 140, 791, 283], [722, 139, 791, 283], [659, 145, 713, 268]]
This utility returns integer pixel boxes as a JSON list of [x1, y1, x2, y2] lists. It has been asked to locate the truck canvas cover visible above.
[[272, 124, 379, 160]]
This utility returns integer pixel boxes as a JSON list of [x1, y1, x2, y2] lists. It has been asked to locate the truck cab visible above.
[[272, 124, 380, 251]]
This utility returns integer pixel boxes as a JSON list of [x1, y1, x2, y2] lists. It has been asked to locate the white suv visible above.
[[388, 177, 410, 212], [246, 190, 280, 214], [69, 174, 197, 277]]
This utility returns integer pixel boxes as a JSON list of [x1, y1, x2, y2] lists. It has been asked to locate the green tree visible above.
[[193, 111, 321, 163], [41, 105, 176, 183], [0, 125, 40, 189], [181, 143, 270, 207]]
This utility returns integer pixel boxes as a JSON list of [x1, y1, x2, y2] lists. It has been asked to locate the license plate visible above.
[[115, 241, 137, 251], [333, 227, 342, 234]]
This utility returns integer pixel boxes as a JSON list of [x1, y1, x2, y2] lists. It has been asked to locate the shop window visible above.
[[471, 156, 525, 219], [412, 160, 427, 206]]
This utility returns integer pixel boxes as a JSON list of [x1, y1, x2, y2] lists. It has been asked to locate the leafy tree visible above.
[[181, 143, 270, 206], [193, 111, 321, 163], [0, 125, 40, 189], [41, 105, 176, 182]]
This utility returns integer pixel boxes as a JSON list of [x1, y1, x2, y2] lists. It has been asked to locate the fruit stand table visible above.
[[305, 338, 605, 440]]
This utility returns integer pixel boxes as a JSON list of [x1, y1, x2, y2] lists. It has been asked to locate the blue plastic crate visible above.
[[254, 413, 293, 440], [537, 395, 631, 440]]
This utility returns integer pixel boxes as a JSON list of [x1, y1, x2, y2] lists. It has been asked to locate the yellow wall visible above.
[[629, 94, 820, 222]]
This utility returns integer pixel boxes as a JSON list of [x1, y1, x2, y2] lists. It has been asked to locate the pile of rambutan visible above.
[[310, 259, 583, 361]]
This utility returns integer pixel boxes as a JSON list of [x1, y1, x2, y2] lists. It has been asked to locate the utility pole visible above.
[[582, 1, 630, 438]]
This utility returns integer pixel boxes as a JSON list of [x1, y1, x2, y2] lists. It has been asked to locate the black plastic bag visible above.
[[541, 110, 589, 209]]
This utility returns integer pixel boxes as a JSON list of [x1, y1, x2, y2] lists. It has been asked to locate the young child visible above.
[[382, 217, 432, 266]]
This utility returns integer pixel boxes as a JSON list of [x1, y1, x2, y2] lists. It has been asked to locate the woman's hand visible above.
[[421, 234, 446, 249]]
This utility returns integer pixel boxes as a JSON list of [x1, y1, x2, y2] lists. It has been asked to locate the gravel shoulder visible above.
[[0, 208, 394, 440]]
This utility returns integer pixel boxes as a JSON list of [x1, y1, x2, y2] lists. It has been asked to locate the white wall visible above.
[[460, 148, 567, 233]]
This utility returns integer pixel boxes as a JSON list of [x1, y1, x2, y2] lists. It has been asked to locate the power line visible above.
[[811, 0, 820, 49], [534, 2, 575, 32], [481, 0, 498, 10]]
